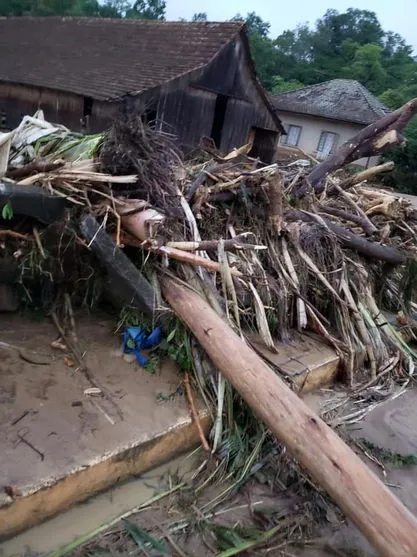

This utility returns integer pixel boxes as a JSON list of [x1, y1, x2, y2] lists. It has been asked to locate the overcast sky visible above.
[[166, 0, 417, 52]]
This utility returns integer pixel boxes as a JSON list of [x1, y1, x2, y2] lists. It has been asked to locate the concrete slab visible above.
[[0, 314, 339, 542], [247, 332, 340, 391], [348, 389, 417, 455], [347, 388, 417, 534], [0, 314, 209, 540]]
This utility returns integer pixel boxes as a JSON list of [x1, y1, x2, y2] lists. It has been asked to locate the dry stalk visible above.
[[0, 230, 30, 241], [32, 226, 46, 259], [280, 238, 307, 330], [183, 372, 210, 452], [340, 274, 377, 379], [330, 181, 377, 234]]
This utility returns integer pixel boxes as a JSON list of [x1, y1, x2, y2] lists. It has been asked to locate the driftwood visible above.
[[6, 158, 65, 179], [162, 277, 417, 557], [338, 161, 395, 191], [296, 98, 417, 196], [318, 205, 377, 236], [186, 162, 234, 202], [166, 237, 265, 252], [286, 210, 407, 265]]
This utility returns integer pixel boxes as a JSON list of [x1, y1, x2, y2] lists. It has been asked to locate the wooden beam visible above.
[[162, 276, 417, 557]]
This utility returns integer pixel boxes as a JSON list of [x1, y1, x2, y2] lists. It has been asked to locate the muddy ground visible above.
[[1, 312, 417, 556]]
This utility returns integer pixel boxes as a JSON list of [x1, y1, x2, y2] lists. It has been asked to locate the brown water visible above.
[[0, 451, 199, 557]]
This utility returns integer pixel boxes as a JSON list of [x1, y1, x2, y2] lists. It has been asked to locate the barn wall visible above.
[[191, 37, 280, 154], [0, 34, 280, 161], [122, 35, 280, 158], [124, 79, 218, 152], [0, 82, 84, 129]]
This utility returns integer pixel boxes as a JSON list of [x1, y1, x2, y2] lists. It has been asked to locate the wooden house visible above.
[[0, 17, 283, 162]]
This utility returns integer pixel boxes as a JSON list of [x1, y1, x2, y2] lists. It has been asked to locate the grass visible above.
[[359, 439, 417, 468]]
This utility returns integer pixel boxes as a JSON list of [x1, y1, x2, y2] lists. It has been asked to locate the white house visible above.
[[271, 79, 390, 166]]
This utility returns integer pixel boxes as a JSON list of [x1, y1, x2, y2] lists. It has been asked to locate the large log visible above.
[[162, 276, 417, 557], [296, 98, 417, 196], [285, 209, 407, 265]]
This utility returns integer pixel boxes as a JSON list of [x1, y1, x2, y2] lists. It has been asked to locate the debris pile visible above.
[[3, 101, 417, 554], [1, 108, 417, 385]]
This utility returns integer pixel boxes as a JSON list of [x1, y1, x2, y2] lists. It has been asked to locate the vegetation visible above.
[[359, 439, 417, 468], [231, 8, 417, 194], [0, 0, 166, 18]]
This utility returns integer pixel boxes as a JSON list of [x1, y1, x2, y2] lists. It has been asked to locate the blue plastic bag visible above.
[[122, 326, 162, 366]]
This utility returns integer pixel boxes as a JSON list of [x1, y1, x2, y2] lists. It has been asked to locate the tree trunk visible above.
[[318, 205, 377, 236], [285, 209, 407, 265], [296, 98, 417, 196], [338, 161, 395, 191], [162, 276, 417, 557]]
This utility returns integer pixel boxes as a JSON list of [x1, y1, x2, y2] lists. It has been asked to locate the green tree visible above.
[[192, 12, 207, 22], [99, 0, 130, 17], [380, 84, 417, 193], [231, 11, 270, 37], [126, 0, 165, 19], [344, 43, 388, 93], [270, 76, 304, 94]]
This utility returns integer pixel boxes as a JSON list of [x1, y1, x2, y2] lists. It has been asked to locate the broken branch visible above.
[[296, 98, 417, 196]]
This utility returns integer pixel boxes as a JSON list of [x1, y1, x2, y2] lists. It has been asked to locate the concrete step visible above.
[[0, 314, 209, 540], [0, 316, 339, 541]]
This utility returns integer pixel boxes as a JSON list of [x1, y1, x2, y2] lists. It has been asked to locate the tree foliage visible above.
[[0, 0, 166, 18], [232, 8, 417, 193]]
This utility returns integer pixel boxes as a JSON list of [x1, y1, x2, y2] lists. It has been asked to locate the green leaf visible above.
[[124, 520, 170, 554], [215, 524, 282, 556], [167, 328, 176, 343], [2, 202, 13, 220]]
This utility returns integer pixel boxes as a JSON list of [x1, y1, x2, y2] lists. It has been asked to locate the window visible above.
[[316, 131, 339, 160], [281, 124, 301, 146]]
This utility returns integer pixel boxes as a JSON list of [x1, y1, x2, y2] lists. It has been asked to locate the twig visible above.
[[50, 308, 124, 421], [17, 432, 45, 461], [33, 226, 46, 259], [183, 372, 210, 452], [0, 230, 31, 241], [331, 181, 378, 234], [354, 353, 400, 394]]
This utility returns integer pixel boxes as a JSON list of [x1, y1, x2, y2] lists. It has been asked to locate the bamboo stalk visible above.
[[183, 372, 210, 452], [162, 277, 417, 557]]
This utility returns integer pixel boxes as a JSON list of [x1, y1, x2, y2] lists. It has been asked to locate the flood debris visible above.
[[2, 102, 417, 555]]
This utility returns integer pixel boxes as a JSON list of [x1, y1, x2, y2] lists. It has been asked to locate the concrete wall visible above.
[[277, 110, 379, 167]]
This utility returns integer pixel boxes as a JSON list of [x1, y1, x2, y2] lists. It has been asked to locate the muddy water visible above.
[[0, 452, 200, 557]]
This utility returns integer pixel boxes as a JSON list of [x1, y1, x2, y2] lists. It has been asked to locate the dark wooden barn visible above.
[[0, 17, 283, 162]]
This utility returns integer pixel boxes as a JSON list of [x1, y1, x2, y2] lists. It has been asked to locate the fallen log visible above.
[[286, 209, 407, 265], [338, 161, 395, 191], [162, 277, 417, 557], [318, 205, 377, 236], [6, 158, 65, 179], [166, 237, 265, 252], [118, 222, 244, 277], [296, 98, 417, 196]]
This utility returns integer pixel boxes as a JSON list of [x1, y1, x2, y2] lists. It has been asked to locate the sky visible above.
[[165, 0, 417, 52]]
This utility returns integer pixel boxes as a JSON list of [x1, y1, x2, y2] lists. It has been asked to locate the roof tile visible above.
[[0, 17, 244, 101], [271, 79, 390, 125]]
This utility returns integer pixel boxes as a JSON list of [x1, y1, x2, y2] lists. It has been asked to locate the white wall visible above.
[[277, 110, 378, 167]]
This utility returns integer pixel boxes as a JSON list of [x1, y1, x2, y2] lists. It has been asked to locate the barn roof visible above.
[[0, 17, 245, 101], [271, 79, 390, 125]]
